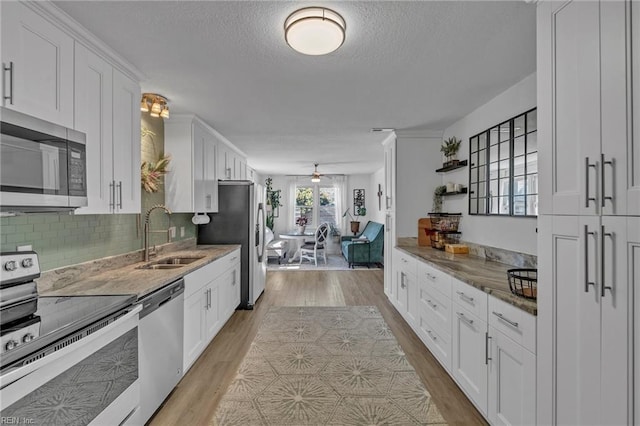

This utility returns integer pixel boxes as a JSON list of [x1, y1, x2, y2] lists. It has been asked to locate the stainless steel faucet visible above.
[[143, 204, 172, 262]]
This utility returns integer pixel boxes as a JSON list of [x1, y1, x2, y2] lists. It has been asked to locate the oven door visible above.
[[0, 305, 142, 426]]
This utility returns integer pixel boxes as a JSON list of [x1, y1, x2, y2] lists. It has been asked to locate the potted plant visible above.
[[441, 136, 462, 166], [295, 216, 308, 233], [343, 208, 360, 235], [433, 185, 447, 213], [265, 178, 282, 230]]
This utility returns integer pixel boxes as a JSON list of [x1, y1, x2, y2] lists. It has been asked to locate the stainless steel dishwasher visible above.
[[139, 278, 185, 423]]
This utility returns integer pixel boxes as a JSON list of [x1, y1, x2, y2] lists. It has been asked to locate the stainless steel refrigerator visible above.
[[197, 181, 266, 310]]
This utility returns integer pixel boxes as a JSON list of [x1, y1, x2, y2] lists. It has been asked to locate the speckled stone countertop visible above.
[[41, 244, 241, 300], [396, 238, 537, 316]]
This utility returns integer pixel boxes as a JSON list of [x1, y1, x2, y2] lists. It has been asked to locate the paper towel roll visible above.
[[192, 213, 210, 225]]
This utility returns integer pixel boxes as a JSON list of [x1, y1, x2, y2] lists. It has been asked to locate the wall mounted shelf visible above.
[[436, 159, 468, 173], [442, 188, 468, 196]]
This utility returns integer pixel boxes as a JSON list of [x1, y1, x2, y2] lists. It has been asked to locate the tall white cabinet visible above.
[[164, 115, 219, 213], [74, 43, 141, 214], [537, 1, 639, 424]]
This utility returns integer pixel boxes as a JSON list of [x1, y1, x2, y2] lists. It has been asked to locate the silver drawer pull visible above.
[[492, 311, 518, 328], [230, 256, 238, 261], [456, 291, 474, 303], [427, 330, 437, 341], [426, 300, 437, 309], [456, 312, 474, 325]]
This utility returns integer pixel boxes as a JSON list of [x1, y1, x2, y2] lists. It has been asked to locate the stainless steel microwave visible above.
[[0, 107, 87, 213]]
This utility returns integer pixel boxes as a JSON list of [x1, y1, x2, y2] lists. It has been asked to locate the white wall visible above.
[[442, 73, 537, 255], [369, 167, 386, 225]]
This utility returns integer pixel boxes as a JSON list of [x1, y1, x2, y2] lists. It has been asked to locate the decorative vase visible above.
[[350, 221, 360, 235], [297, 225, 306, 234]]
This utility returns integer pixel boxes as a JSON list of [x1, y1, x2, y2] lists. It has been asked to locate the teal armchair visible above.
[[340, 221, 384, 268]]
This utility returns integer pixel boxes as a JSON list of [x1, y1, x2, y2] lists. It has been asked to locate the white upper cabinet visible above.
[[75, 43, 140, 214], [539, 0, 639, 216], [1, 1, 74, 127], [165, 115, 218, 213], [111, 70, 141, 213], [217, 142, 247, 181]]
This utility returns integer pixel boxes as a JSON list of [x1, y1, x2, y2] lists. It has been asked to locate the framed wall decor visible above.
[[353, 189, 366, 216]]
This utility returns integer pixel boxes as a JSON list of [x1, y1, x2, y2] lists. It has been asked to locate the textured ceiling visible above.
[[53, 1, 536, 176]]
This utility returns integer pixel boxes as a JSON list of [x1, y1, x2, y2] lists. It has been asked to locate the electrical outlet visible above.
[[180, 226, 185, 237], [169, 227, 176, 239]]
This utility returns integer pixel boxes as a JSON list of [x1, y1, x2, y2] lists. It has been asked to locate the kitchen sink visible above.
[[153, 256, 204, 265], [136, 256, 205, 270]]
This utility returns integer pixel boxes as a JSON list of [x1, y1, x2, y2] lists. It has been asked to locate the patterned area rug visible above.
[[212, 306, 446, 425]]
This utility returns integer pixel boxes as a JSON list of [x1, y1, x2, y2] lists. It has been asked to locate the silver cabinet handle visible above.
[[426, 299, 437, 309], [230, 256, 238, 262], [232, 270, 237, 286], [456, 312, 474, 325], [456, 291, 474, 304], [601, 225, 613, 297], [585, 157, 597, 207], [117, 181, 123, 209], [109, 181, 116, 211], [427, 330, 437, 341], [492, 311, 519, 328], [400, 273, 406, 289], [206, 194, 212, 210], [3, 62, 13, 104], [600, 154, 613, 207], [485, 332, 492, 365], [584, 225, 596, 293]]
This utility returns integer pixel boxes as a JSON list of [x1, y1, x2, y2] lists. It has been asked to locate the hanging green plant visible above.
[[433, 185, 447, 213], [141, 154, 171, 193]]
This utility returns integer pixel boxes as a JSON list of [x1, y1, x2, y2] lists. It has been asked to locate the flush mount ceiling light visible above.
[[284, 7, 346, 55], [311, 163, 322, 182], [140, 93, 169, 119]]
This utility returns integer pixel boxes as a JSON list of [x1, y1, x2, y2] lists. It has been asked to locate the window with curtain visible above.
[[292, 180, 342, 232]]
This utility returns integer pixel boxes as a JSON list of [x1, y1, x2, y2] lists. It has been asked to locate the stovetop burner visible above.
[[0, 251, 136, 369]]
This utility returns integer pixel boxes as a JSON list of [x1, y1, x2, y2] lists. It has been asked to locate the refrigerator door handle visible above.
[[256, 202, 265, 263]]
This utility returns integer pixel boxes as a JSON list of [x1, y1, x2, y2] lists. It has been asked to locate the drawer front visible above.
[[488, 295, 537, 353], [419, 261, 452, 298], [417, 310, 451, 372], [419, 281, 452, 335], [184, 249, 240, 298], [393, 249, 417, 277], [452, 277, 488, 320]]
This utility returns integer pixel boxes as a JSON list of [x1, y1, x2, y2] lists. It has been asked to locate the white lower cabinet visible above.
[[488, 326, 536, 426], [389, 249, 537, 424], [182, 249, 241, 373], [452, 304, 489, 415]]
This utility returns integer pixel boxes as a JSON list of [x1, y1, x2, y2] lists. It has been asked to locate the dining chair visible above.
[[299, 222, 330, 266]]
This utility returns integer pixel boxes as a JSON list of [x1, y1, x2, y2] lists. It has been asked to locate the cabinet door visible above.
[[204, 280, 221, 341], [183, 291, 206, 373], [627, 1, 640, 215], [538, 0, 601, 215], [203, 133, 218, 212], [112, 70, 140, 213], [538, 215, 601, 425], [488, 328, 536, 426], [74, 43, 114, 215], [452, 305, 488, 415], [383, 213, 394, 299], [1, 2, 74, 127], [383, 140, 395, 210], [600, 216, 633, 424], [601, 1, 636, 216]]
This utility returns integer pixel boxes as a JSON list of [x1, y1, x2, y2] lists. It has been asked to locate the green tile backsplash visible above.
[[0, 112, 197, 272]]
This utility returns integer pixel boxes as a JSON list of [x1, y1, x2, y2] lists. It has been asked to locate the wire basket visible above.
[[428, 213, 462, 232], [507, 269, 537, 300]]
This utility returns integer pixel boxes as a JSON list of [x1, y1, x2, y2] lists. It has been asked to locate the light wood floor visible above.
[[149, 270, 487, 426]]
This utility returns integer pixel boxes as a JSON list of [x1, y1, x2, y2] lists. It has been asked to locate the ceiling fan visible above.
[[310, 163, 323, 182]]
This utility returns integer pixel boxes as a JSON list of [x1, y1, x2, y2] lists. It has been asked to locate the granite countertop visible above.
[[41, 244, 241, 300], [396, 238, 537, 316]]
